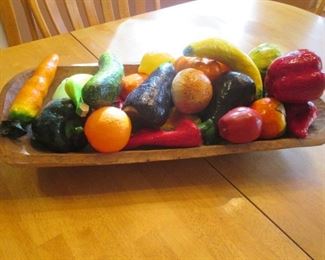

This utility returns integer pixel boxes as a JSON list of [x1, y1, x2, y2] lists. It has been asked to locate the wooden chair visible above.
[[27, 0, 161, 38], [0, 0, 38, 46], [315, 0, 325, 14]]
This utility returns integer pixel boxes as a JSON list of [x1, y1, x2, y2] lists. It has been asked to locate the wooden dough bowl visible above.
[[0, 65, 324, 167]]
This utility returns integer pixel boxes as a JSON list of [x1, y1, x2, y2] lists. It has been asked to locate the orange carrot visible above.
[[1, 54, 59, 138], [9, 53, 59, 123]]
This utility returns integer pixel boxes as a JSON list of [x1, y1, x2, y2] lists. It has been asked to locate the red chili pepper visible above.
[[265, 49, 325, 103], [125, 118, 202, 149], [285, 101, 318, 138]]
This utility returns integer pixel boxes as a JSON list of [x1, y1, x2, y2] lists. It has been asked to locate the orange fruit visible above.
[[251, 97, 286, 139], [84, 106, 132, 153], [120, 73, 148, 100]]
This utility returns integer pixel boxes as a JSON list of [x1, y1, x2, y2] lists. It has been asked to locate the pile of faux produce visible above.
[[0, 37, 324, 153]]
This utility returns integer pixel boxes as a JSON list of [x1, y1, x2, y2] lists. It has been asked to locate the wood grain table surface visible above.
[[1, 0, 324, 259]]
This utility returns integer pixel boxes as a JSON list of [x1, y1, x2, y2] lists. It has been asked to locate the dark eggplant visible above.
[[123, 63, 176, 128], [201, 71, 256, 122]]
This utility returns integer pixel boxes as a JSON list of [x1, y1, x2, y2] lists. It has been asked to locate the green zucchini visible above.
[[82, 52, 124, 109]]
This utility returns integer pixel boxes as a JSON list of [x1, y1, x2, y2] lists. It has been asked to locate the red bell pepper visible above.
[[265, 49, 325, 103], [125, 118, 202, 149], [285, 101, 318, 138]]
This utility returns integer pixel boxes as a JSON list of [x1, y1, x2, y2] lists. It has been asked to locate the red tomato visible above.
[[218, 107, 262, 143]]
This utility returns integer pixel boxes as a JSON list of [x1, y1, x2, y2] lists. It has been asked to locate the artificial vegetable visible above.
[[201, 71, 256, 122], [198, 118, 217, 145], [174, 56, 230, 81], [218, 107, 262, 144], [138, 52, 175, 75], [183, 37, 263, 98], [120, 73, 148, 100], [265, 49, 325, 103], [248, 42, 282, 80], [32, 99, 88, 152], [123, 63, 176, 128], [65, 78, 89, 117], [171, 68, 213, 114], [251, 97, 286, 139], [285, 102, 318, 138], [0, 53, 59, 138], [197, 72, 256, 145], [125, 118, 202, 149], [82, 52, 124, 109], [52, 73, 92, 100], [160, 107, 201, 131]]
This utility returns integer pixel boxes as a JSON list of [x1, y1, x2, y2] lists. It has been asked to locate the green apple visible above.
[[248, 43, 282, 79]]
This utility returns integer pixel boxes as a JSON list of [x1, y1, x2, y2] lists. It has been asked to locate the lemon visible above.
[[138, 52, 175, 75], [183, 38, 263, 99]]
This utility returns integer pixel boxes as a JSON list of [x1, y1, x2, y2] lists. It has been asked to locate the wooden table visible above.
[[1, 0, 324, 259]]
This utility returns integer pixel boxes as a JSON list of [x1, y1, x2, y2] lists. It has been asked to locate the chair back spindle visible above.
[[27, 0, 161, 38], [316, 0, 325, 14]]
